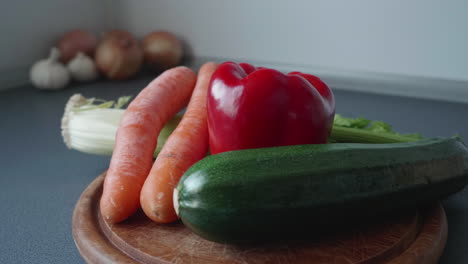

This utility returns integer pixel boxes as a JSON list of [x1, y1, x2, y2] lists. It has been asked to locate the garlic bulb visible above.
[[30, 47, 71, 90], [67, 52, 99, 82]]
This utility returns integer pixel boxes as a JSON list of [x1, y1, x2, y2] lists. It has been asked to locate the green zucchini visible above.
[[174, 137, 468, 243]]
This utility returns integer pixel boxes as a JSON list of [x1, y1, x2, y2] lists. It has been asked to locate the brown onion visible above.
[[142, 31, 184, 70], [57, 29, 97, 63], [95, 30, 143, 80], [102, 29, 135, 41]]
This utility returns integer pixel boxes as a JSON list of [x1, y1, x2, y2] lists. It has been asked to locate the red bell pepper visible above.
[[207, 62, 335, 154]]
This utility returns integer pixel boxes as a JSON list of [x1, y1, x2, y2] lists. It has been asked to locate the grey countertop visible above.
[[1, 74, 467, 263]]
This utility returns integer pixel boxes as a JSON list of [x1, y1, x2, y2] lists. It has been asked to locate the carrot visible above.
[[100, 66, 196, 223], [140, 62, 219, 223]]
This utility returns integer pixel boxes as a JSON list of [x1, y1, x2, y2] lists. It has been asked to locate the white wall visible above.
[[113, 0, 468, 81], [0, 0, 108, 89], [2, 0, 468, 102], [110, 0, 468, 102]]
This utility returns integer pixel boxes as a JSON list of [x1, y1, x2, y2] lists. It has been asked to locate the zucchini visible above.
[[174, 137, 468, 243]]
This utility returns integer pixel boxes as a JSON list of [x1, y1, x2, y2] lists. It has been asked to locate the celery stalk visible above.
[[329, 114, 423, 143], [330, 126, 421, 143], [154, 114, 182, 155], [61, 94, 182, 157]]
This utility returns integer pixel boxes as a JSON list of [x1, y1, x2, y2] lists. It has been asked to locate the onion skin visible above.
[[142, 31, 183, 70], [57, 30, 97, 63], [95, 30, 143, 80], [102, 30, 135, 41]]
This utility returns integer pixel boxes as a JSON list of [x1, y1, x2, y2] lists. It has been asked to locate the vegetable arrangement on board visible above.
[[62, 61, 468, 243]]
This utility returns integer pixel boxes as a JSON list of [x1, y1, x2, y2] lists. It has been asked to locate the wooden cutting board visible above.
[[72, 172, 448, 264]]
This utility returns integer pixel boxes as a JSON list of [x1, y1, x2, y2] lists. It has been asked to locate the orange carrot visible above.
[[140, 62, 219, 223], [100, 66, 196, 223]]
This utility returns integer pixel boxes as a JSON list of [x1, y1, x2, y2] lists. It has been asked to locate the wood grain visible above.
[[73, 172, 447, 264]]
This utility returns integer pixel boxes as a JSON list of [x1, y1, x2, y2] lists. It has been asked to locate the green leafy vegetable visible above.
[[330, 114, 423, 143], [333, 114, 370, 129]]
